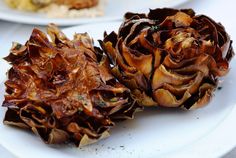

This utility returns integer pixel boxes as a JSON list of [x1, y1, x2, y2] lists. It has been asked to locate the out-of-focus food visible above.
[[100, 8, 234, 110], [55, 0, 98, 10], [5, 0, 40, 11], [5, 0, 106, 18], [2, 24, 141, 147]]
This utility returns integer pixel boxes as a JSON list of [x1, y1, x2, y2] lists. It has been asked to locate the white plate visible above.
[[0, 0, 189, 26], [0, 21, 236, 158]]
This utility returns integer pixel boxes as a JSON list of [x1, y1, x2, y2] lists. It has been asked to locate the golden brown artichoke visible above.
[[100, 8, 234, 110], [2, 24, 140, 147]]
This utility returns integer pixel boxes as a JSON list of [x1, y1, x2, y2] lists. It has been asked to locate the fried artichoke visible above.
[[100, 8, 234, 109], [2, 24, 140, 147]]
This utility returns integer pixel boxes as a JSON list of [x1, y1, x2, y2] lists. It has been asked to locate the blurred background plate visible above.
[[0, 0, 189, 26]]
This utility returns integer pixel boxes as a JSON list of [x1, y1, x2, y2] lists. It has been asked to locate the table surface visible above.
[[0, 0, 236, 157]]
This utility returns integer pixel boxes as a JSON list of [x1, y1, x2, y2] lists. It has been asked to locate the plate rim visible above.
[[0, 0, 190, 26]]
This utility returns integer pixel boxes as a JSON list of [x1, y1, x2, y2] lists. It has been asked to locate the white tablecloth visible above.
[[0, 0, 236, 157]]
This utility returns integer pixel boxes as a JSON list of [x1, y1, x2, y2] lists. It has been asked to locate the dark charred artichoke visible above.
[[2, 24, 140, 147], [100, 8, 234, 109]]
